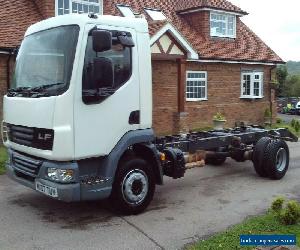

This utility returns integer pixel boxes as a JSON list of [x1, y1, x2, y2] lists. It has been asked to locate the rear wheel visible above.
[[264, 140, 289, 180], [110, 158, 155, 215], [253, 137, 272, 177]]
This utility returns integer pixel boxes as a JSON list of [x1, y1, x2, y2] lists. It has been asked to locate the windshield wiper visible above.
[[7, 83, 65, 98], [7, 87, 34, 97], [31, 82, 65, 92], [8, 86, 32, 92]]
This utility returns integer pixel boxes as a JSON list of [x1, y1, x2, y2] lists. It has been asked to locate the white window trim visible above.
[[117, 4, 135, 18], [210, 11, 236, 39], [186, 71, 208, 102], [240, 72, 264, 99], [55, 0, 103, 16], [144, 8, 167, 21]]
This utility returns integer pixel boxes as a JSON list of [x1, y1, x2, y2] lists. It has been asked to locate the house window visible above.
[[117, 5, 135, 18], [186, 71, 207, 101], [241, 72, 264, 98], [210, 12, 236, 38], [144, 8, 166, 21], [56, 0, 103, 16]]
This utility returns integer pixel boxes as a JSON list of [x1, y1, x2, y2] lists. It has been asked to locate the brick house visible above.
[[0, 0, 283, 135]]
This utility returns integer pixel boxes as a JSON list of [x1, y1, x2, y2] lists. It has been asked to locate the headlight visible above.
[[47, 168, 75, 182], [1, 121, 9, 143]]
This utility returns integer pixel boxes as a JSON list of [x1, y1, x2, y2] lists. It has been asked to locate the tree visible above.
[[285, 75, 300, 97], [276, 66, 288, 97]]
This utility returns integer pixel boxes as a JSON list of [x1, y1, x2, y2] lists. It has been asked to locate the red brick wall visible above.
[[0, 54, 15, 121], [186, 63, 272, 129], [152, 60, 273, 134], [152, 60, 178, 135], [34, 0, 55, 18], [183, 11, 210, 40]]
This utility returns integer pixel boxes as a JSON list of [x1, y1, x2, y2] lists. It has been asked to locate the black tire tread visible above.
[[253, 137, 272, 177], [264, 140, 289, 180], [110, 158, 155, 215]]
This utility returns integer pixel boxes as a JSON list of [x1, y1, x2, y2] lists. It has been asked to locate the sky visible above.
[[229, 0, 300, 62]]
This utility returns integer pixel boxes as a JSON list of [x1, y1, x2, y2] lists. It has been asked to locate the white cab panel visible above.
[[73, 24, 141, 159]]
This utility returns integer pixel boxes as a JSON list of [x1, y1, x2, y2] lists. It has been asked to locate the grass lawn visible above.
[[189, 212, 300, 250], [0, 146, 8, 175]]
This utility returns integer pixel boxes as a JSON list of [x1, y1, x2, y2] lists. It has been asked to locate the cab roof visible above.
[[25, 14, 149, 37]]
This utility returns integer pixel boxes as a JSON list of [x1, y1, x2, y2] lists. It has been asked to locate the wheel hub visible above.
[[122, 170, 149, 205], [276, 148, 287, 172]]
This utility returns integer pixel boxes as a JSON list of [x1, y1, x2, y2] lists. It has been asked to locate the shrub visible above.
[[213, 112, 226, 121], [264, 108, 272, 118], [294, 120, 300, 132], [271, 197, 285, 212], [278, 200, 300, 225], [291, 119, 296, 128], [276, 118, 283, 124]]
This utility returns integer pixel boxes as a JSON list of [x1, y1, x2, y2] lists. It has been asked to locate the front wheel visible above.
[[110, 158, 155, 215]]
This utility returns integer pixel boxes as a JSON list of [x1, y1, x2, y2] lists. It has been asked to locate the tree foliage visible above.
[[276, 66, 288, 96], [276, 64, 300, 97]]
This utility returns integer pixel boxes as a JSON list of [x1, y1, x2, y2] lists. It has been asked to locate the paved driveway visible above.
[[278, 113, 300, 123], [1, 142, 300, 250]]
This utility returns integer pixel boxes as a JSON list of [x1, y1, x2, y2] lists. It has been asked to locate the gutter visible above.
[[187, 58, 285, 66], [269, 65, 278, 125]]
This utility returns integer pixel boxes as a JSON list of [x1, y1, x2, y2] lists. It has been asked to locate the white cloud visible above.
[[230, 0, 300, 61]]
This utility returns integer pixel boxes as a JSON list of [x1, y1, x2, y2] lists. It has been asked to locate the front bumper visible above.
[[6, 149, 112, 202]]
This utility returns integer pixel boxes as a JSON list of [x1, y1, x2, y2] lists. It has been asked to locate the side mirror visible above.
[[82, 57, 114, 104], [92, 57, 114, 89], [92, 30, 112, 52]]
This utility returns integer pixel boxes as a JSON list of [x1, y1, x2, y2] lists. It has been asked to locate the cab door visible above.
[[74, 24, 140, 159]]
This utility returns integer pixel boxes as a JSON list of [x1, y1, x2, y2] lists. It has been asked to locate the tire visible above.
[[253, 137, 272, 177], [206, 157, 226, 166], [110, 158, 155, 215], [264, 140, 289, 180]]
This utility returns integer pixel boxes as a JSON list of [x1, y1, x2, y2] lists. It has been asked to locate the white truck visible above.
[[2, 14, 298, 214]]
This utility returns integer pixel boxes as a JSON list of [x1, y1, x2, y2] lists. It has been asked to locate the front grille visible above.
[[12, 151, 43, 182], [8, 124, 34, 147], [7, 123, 54, 150]]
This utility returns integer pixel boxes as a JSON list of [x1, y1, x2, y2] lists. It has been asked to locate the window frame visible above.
[[240, 71, 264, 99], [82, 29, 133, 104], [144, 8, 167, 21], [55, 0, 103, 16], [116, 4, 135, 18], [210, 11, 236, 39], [186, 71, 208, 102]]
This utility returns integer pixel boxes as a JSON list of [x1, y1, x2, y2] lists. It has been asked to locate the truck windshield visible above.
[[10, 25, 79, 97]]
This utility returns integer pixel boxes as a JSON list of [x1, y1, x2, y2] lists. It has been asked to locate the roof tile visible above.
[[0, 0, 283, 63], [176, 0, 248, 15], [106, 0, 283, 63]]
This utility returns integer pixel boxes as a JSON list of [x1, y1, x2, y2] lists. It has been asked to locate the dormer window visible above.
[[210, 12, 236, 38], [117, 5, 135, 18], [56, 0, 103, 16], [145, 8, 166, 21]]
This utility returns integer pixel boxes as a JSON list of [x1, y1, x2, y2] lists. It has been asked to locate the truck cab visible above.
[[3, 14, 161, 214], [3, 14, 296, 215]]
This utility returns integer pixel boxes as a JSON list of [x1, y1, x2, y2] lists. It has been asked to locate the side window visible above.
[[241, 71, 263, 99], [83, 31, 132, 92]]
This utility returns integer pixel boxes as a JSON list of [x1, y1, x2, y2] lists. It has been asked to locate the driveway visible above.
[[1, 142, 300, 250], [278, 113, 300, 123]]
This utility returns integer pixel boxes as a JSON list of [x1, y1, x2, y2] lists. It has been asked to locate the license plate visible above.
[[36, 182, 58, 198]]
